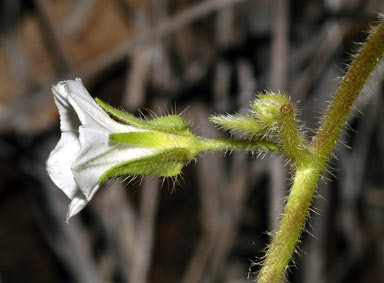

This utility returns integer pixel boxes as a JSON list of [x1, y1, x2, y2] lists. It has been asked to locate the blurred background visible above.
[[1, 0, 384, 282]]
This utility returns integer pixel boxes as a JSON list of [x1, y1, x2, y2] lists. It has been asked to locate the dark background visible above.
[[0, 0, 384, 282]]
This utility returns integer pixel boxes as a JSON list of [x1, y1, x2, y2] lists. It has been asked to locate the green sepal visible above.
[[209, 114, 265, 138], [99, 148, 190, 181], [147, 115, 189, 134], [96, 97, 189, 134], [96, 97, 147, 127], [110, 132, 167, 148], [110, 131, 201, 156]]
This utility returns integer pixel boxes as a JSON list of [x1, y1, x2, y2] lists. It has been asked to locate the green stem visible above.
[[311, 21, 384, 159], [198, 138, 280, 153], [279, 104, 307, 164], [256, 160, 320, 283], [257, 20, 384, 283]]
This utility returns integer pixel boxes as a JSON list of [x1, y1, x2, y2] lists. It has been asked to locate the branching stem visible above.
[[256, 20, 384, 283]]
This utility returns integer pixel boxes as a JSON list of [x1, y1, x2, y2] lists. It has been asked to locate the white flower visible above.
[[46, 78, 157, 221]]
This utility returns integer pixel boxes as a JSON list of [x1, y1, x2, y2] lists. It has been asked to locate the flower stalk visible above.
[[197, 138, 280, 153]]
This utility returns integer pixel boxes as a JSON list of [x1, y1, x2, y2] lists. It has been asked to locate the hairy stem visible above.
[[279, 104, 307, 164], [256, 160, 320, 283], [311, 20, 384, 159], [198, 138, 280, 153], [257, 20, 384, 282]]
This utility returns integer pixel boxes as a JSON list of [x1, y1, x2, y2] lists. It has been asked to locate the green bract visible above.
[[210, 93, 293, 140], [209, 114, 264, 138]]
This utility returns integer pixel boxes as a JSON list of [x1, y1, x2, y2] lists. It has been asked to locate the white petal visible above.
[[72, 126, 158, 199], [46, 131, 81, 199], [49, 78, 155, 220], [66, 191, 89, 221], [56, 79, 138, 133], [52, 82, 81, 132], [66, 181, 100, 221]]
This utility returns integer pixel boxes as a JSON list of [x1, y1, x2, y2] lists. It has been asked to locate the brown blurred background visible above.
[[1, 0, 384, 282]]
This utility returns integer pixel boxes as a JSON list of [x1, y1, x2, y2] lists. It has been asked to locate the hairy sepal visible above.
[[99, 148, 190, 181], [109, 131, 201, 157], [96, 97, 189, 134]]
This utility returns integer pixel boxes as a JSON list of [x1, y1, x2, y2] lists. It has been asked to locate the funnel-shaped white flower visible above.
[[47, 79, 158, 220], [47, 79, 265, 221]]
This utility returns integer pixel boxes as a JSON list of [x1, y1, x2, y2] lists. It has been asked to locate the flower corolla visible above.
[[47, 79, 200, 220]]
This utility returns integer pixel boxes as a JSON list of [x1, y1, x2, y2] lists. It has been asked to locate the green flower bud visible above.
[[251, 93, 291, 127]]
